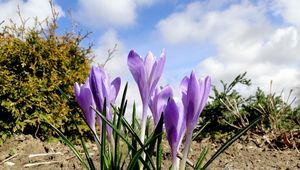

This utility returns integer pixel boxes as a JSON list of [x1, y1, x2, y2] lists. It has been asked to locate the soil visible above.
[[0, 134, 299, 170]]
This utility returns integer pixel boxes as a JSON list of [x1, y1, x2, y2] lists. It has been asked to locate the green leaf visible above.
[[156, 125, 163, 170], [42, 117, 89, 169], [131, 102, 139, 170], [195, 147, 209, 169], [192, 121, 209, 141], [146, 114, 164, 160], [95, 106, 155, 169], [69, 109, 96, 170], [101, 99, 107, 170], [114, 83, 128, 168], [80, 136, 96, 170], [118, 113, 156, 168], [93, 107, 135, 151], [127, 131, 163, 170]]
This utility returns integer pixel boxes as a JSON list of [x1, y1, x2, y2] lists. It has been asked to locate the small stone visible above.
[[4, 161, 15, 166], [236, 143, 243, 150]]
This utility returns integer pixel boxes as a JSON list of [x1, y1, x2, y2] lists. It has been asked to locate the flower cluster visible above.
[[74, 50, 211, 170], [128, 50, 211, 169], [74, 66, 121, 143]]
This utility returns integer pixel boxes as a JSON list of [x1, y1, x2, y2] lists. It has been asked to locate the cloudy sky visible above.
[[1, 0, 300, 106]]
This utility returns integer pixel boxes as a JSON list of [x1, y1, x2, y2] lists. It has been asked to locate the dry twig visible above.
[[0, 153, 18, 165], [28, 152, 63, 158], [24, 161, 60, 167]]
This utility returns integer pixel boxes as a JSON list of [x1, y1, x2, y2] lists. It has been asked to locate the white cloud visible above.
[[77, 0, 136, 28], [156, 2, 204, 44], [157, 1, 300, 97], [259, 27, 300, 65], [0, 0, 64, 28], [271, 0, 300, 26], [156, 1, 271, 45], [76, 0, 158, 28], [93, 29, 129, 78]]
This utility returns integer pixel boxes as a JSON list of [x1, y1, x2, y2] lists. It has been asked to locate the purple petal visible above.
[[149, 88, 159, 124], [197, 76, 211, 114], [81, 87, 96, 129], [74, 81, 96, 133], [186, 71, 201, 129], [164, 98, 179, 159], [74, 82, 80, 99], [180, 76, 189, 94], [180, 76, 189, 107], [127, 50, 145, 84], [164, 98, 185, 160], [110, 77, 121, 103], [127, 50, 147, 103], [106, 106, 113, 141], [149, 52, 166, 95], [90, 66, 105, 112], [144, 51, 155, 79], [149, 85, 173, 125]]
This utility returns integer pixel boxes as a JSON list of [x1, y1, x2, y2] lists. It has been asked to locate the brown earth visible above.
[[0, 134, 299, 170]]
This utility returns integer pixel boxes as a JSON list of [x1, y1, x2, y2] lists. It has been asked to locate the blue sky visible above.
[[1, 0, 300, 105]]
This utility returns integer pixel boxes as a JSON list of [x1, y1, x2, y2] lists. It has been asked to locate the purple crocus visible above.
[[180, 71, 211, 169], [164, 98, 186, 170], [89, 66, 121, 141], [74, 78, 97, 136], [181, 71, 211, 132], [149, 85, 173, 126], [127, 50, 166, 142]]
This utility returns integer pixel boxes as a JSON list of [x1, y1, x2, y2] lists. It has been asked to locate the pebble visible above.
[[4, 161, 15, 166]]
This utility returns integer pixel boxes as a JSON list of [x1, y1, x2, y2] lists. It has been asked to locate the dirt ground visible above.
[[0, 134, 299, 170]]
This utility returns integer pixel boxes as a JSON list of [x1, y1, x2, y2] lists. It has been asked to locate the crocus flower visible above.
[[149, 85, 173, 126], [127, 50, 166, 142], [181, 71, 211, 132], [89, 66, 121, 141], [74, 78, 97, 136], [180, 71, 211, 170], [164, 98, 186, 170]]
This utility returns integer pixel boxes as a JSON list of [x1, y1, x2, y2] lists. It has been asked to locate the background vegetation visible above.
[[197, 72, 300, 148], [0, 12, 92, 144]]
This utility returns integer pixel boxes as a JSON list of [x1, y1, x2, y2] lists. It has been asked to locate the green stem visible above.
[[110, 136, 115, 162], [172, 157, 179, 170], [94, 136, 101, 153], [140, 103, 148, 170], [140, 104, 148, 143]]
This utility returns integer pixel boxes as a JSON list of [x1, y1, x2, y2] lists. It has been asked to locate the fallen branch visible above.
[[0, 153, 18, 165], [24, 161, 60, 167], [28, 152, 63, 158]]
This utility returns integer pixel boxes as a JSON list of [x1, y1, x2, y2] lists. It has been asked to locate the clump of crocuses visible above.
[[74, 50, 211, 170], [152, 72, 211, 170], [74, 66, 121, 145], [127, 50, 211, 170]]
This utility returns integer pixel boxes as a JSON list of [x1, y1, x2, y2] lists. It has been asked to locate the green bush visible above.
[[0, 18, 92, 144], [245, 87, 300, 133], [198, 72, 253, 139], [197, 72, 300, 143]]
